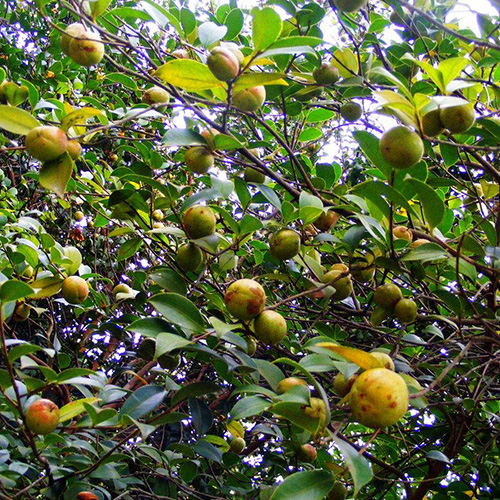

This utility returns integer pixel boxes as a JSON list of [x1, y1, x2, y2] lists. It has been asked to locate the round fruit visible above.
[[225, 279, 266, 321], [277, 377, 309, 394], [350, 260, 375, 283], [314, 210, 339, 232], [340, 102, 362, 122], [25, 126, 68, 162], [113, 284, 132, 297], [183, 205, 217, 239], [68, 30, 105, 66], [13, 302, 30, 322], [172, 49, 189, 59], [244, 167, 266, 184], [333, 0, 367, 13], [394, 298, 417, 323], [373, 283, 402, 310], [330, 263, 349, 273], [253, 310, 287, 345], [269, 229, 301, 261], [21, 265, 34, 279], [370, 351, 395, 371], [244, 336, 257, 356], [393, 226, 413, 243], [322, 270, 353, 301], [297, 443, 317, 463], [61, 276, 89, 305], [201, 128, 219, 149], [142, 86, 170, 106], [421, 108, 444, 137], [440, 102, 476, 134], [333, 372, 358, 397], [303, 397, 327, 431], [229, 47, 245, 65], [232, 86, 266, 112], [380, 126, 424, 169], [61, 23, 85, 55], [349, 368, 409, 428], [152, 209, 164, 221], [207, 47, 240, 81], [185, 146, 214, 174], [67, 140, 82, 160], [328, 482, 348, 500], [230, 437, 246, 454], [73, 210, 84, 222], [412, 238, 430, 248], [176, 243, 204, 272], [25, 398, 59, 435], [313, 63, 340, 85]]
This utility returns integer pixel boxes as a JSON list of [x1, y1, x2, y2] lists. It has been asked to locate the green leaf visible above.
[[172, 382, 222, 406], [155, 332, 192, 357], [400, 243, 447, 262], [149, 268, 187, 295], [252, 7, 282, 52], [120, 385, 167, 419], [232, 73, 288, 92], [38, 153, 73, 198], [154, 60, 224, 91], [8, 343, 41, 363], [162, 129, 207, 146], [353, 130, 392, 179], [117, 238, 143, 261], [150, 293, 205, 333], [0, 280, 34, 303], [270, 470, 335, 500], [89, 0, 112, 19], [29, 276, 63, 299], [231, 396, 271, 419], [0, 105, 40, 135], [406, 179, 445, 229]]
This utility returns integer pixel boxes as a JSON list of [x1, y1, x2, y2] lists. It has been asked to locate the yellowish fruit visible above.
[[333, 372, 357, 397], [185, 146, 214, 174], [224, 279, 266, 321], [61, 23, 85, 55], [314, 210, 339, 232], [412, 238, 430, 248], [421, 108, 444, 137], [269, 229, 301, 261], [349, 368, 409, 429], [207, 47, 240, 81], [25, 399, 59, 435], [394, 298, 417, 323], [333, 0, 367, 13], [322, 270, 353, 301], [26, 126, 68, 162], [176, 243, 204, 272], [350, 260, 375, 283], [67, 140, 82, 160], [61, 276, 89, 305], [370, 351, 395, 371], [393, 226, 413, 243], [74, 210, 85, 221], [303, 397, 327, 431], [142, 86, 170, 106], [313, 63, 340, 85], [340, 102, 362, 122], [183, 205, 216, 239], [440, 102, 476, 134], [68, 30, 104, 66], [297, 443, 317, 463], [229, 437, 246, 454], [373, 283, 402, 310], [244, 167, 266, 184], [253, 310, 287, 345], [113, 283, 132, 295], [277, 377, 308, 394], [380, 126, 424, 169], [232, 86, 266, 112], [152, 209, 164, 221], [13, 302, 30, 322]]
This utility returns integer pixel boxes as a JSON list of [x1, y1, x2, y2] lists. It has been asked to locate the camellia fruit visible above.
[[229, 437, 246, 454], [349, 368, 409, 429], [185, 146, 214, 174], [171, 49, 189, 59], [333, 372, 357, 397], [25, 126, 68, 162], [421, 108, 444, 137], [333, 0, 367, 13], [350, 260, 375, 283], [394, 298, 418, 323], [113, 283, 132, 295], [340, 102, 362, 122], [61, 23, 85, 55], [440, 102, 476, 134], [67, 140, 82, 160], [176, 242, 204, 272], [244, 167, 266, 184], [276, 377, 308, 394], [13, 302, 30, 322], [370, 351, 395, 371], [412, 238, 430, 248], [201, 128, 219, 149], [61, 276, 89, 305], [25, 398, 60, 435], [152, 209, 164, 221], [328, 482, 348, 500], [142, 86, 170, 106], [232, 86, 266, 112], [207, 46, 240, 81], [303, 397, 327, 432], [297, 443, 317, 463], [74, 210, 85, 221], [183, 205, 217, 239], [225, 279, 266, 321], [68, 30, 105, 66], [269, 228, 301, 261], [253, 310, 287, 345], [380, 126, 424, 169], [393, 226, 413, 243], [314, 210, 340, 232], [313, 62, 340, 85], [322, 269, 353, 301], [373, 283, 402, 310]]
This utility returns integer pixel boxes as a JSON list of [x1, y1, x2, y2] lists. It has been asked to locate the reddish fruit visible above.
[[61, 276, 89, 305], [68, 30, 105, 66], [183, 205, 217, 239], [277, 377, 309, 394], [25, 399, 59, 435], [270, 229, 301, 261], [77, 493, 99, 500], [232, 86, 266, 112], [224, 279, 266, 321], [412, 238, 430, 248], [207, 47, 240, 81], [201, 128, 219, 149], [314, 210, 340, 232], [313, 63, 340, 85], [142, 86, 170, 106], [373, 283, 402, 310], [67, 140, 82, 160], [25, 126, 68, 162], [185, 146, 214, 174], [297, 443, 317, 463], [171, 49, 189, 59]]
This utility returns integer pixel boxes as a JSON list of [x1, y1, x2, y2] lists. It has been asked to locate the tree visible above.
[[0, 0, 498, 498]]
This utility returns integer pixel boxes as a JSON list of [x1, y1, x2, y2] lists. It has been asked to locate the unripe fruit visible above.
[[21, 265, 34, 279], [313, 63, 340, 85], [412, 238, 430, 248], [421, 109, 444, 137], [440, 102, 476, 134], [322, 270, 353, 301], [225, 279, 266, 321], [201, 128, 219, 149], [297, 443, 317, 463], [380, 126, 424, 169], [253, 310, 287, 345], [68, 30, 105, 66], [185, 146, 214, 174], [330, 263, 349, 273], [61, 23, 85, 55], [393, 226, 413, 243], [244, 167, 266, 184], [244, 336, 257, 356], [333, 0, 367, 12], [314, 210, 339, 232], [229, 437, 246, 454], [25, 398, 59, 435], [328, 482, 347, 500], [152, 209, 164, 221], [232, 86, 266, 112], [176, 243, 204, 272], [67, 140, 82, 160], [350, 260, 375, 283], [13, 302, 30, 322], [26, 126, 68, 162], [142, 86, 170, 106], [370, 351, 395, 371], [303, 397, 327, 431], [333, 373, 357, 397], [373, 283, 402, 310], [172, 49, 189, 59], [229, 47, 245, 65], [113, 283, 132, 295], [270, 229, 301, 260], [340, 102, 362, 122], [207, 47, 240, 81], [349, 368, 409, 428], [74, 210, 85, 221], [394, 298, 417, 323], [183, 205, 217, 239], [277, 377, 308, 394], [61, 276, 89, 305]]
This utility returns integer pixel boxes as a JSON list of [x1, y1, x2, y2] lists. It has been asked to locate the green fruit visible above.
[[68, 30, 105, 66], [340, 102, 362, 122], [113, 283, 132, 296], [313, 63, 340, 85], [232, 86, 266, 112], [183, 205, 217, 239], [328, 482, 347, 500], [333, 372, 357, 397], [373, 283, 403, 310], [61, 276, 89, 305], [322, 270, 353, 301], [207, 47, 240, 81], [394, 298, 417, 323], [142, 86, 170, 106], [229, 437, 246, 454], [25, 399, 59, 435], [270, 229, 301, 260], [67, 140, 82, 160], [61, 23, 85, 55], [421, 108, 444, 137], [244, 167, 266, 184], [297, 443, 317, 463], [176, 243, 204, 272], [440, 102, 476, 134], [240, 336, 257, 356], [277, 377, 309, 394], [370, 351, 395, 371], [253, 310, 287, 345], [380, 126, 424, 169], [26, 126, 68, 162], [350, 260, 375, 283], [229, 47, 245, 65], [185, 146, 214, 174], [314, 210, 339, 232], [225, 279, 266, 321], [21, 265, 34, 279], [333, 0, 367, 13], [349, 368, 409, 429], [13, 302, 30, 322]]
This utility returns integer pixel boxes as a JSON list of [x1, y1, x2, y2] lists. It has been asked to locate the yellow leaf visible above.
[[59, 397, 100, 422], [30, 276, 64, 299], [332, 48, 359, 79], [316, 343, 383, 370], [61, 107, 106, 134], [226, 420, 245, 439], [38, 153, 73, 198]]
